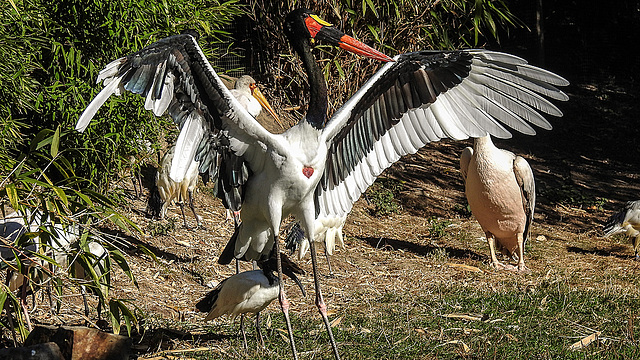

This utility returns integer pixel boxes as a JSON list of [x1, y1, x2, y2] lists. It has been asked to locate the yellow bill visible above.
[[251, 86, 284, 130]]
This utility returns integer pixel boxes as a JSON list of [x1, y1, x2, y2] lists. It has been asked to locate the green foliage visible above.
[[146, 217, 177, 236], [247, 0, 523, 122], [1, 0, 244, 190], [541, 185, 607, 211], [0, 129, 143, 341], [0, 0, 243, 341], [186, 283, 640, 359], [365, 177, 402, 217], [428, 217, 452, 238]]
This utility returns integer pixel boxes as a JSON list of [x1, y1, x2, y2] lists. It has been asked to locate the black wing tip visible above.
[[180, 29, 200, 40], [284, 222, 305, 253], [217, 225, 240, 265], [195, 287, 220, 313]]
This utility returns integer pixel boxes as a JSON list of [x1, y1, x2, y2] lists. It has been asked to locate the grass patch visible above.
[[365, 178, 403, 217], [180, 283, 639, 359], [541, 184, 608, 211], [146, 217, 177, 235]]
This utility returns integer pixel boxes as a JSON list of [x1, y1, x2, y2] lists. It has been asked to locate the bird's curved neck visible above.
[[474, 135, 494, 151], [291, 37, 327, 129]]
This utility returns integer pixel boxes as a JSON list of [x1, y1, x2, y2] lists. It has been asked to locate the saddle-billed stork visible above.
[[76, 8, 568, 359]]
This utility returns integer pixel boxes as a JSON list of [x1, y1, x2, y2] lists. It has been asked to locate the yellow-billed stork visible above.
[[75, 8, 568, 359]]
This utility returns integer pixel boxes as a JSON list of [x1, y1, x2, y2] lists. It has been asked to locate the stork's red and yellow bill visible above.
[[303, 13, 393, 63]]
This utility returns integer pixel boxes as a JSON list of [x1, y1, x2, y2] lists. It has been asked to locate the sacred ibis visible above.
[[76, 8, 568, 359], [196, 252, 305, 348], [603, 200, 640, 259], [460, 135, 536, 272]]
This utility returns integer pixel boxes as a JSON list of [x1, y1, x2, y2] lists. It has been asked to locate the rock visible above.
[[0, 342, 64, 360], [23, 325, 131, 360]]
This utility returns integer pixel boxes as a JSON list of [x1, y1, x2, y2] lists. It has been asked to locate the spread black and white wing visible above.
[[310, 49, 568, 252], [76, 34, 281, 212]]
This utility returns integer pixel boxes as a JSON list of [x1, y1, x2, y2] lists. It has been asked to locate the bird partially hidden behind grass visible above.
[[603, 200, 640, 259], [196, 252, 306, 349], [460, 135, 536, 272], [1, 210, 109, 330]]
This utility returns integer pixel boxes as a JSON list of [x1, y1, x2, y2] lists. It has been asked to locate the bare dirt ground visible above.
[[12, 76, 640, 357]]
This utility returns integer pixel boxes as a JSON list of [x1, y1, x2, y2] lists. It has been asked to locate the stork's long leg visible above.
[[187, 190, 202, 227], [275, 234, 299, 360], [240, 315, 248, 350], [324, 241, 334, 276], [308, 238, 340, 359], [233, 258, 249, 350], [256, 312, 264, 349], [178, 202, 189, 229]]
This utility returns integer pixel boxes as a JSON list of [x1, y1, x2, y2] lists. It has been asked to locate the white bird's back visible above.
[[201, 270, 279, 321]]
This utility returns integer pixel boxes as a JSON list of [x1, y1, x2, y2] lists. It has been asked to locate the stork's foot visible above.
[[490, 261, 512, 271], [516, 264, 531, 273]]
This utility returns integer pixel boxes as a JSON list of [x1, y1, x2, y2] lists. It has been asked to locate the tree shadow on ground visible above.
[[359, 236, 486, 262], [566, 245, 635, 260]]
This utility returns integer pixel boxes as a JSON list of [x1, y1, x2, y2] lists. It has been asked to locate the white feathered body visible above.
[[204, 270, 279, 321], [235, 122, 327, 260], [604, 200, 640, 257]]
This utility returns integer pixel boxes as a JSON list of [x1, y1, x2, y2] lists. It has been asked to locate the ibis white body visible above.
[[202, 270, 279, 321]]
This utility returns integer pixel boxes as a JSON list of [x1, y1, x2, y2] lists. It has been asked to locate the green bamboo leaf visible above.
[[367, 24, 381, 43], [333, 59, 345, 79], [364, 0, 379, 17], [52, 186, 69, 207], [118, 301, 136, 336], [109, 300, 121, 335], [31, 251, 60, 267], [110, 248, 138, 287], [0, 284, 8, 311], [30, 129, 53, 152], [7, 0, 18, 14], [5, 184, 19, 210], [137, 244, 158, 263]]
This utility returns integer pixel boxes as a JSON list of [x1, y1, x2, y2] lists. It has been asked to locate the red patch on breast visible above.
[[302, 166, 314, 178]]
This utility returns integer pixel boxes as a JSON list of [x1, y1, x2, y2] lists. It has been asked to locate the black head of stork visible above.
[[282, 8, 394, 129], [76, 7, 568, 360]]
